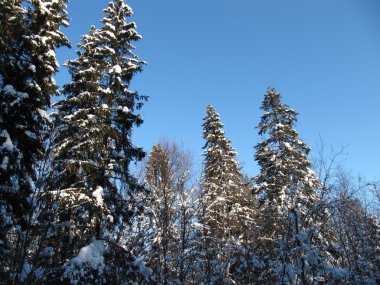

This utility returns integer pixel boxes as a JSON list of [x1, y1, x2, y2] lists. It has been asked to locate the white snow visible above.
[[46, 49, 56, 58], [28, 64, 36, 72], [38, 109, 52, 123], [133, 257, 153, 281], [283, 142, 292, 149], [101, 46, 115, 55], [80, 67, 95, 74], [118, 105, 129, 114], [45, 65, 55, 72], [127, 61, 138, 69], [32, 82, 41, 92], [1, 130, 14, 151], [275, 123, 284, 128], [121, 3, 134, 14], [101, 87, 112, 94], [46, 49, 59, 67], [107, 215, 114, 223], [0, 156, 9, 170], [47, 31, 62, 39], [64, 114, 74, 121], [40, 36, 49, 45], [38, 1, 53, 15], [70, 240, 105, 267], [92, 186, 104, 207], [113, 65, 122, 74], [3, 85, 29, 107], [3, 85, 16, 94], [105, 22, 116, 31], [192, 222, 204, 229], [64, 239, 105, 284], [104, 30, 116, 39], [87, 114, 97, 123], [25, 130, 37, 139]]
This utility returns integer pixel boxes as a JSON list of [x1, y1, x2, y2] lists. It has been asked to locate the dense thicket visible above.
[[1, 1, 379, 284]]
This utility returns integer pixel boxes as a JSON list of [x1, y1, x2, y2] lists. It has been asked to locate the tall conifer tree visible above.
[[201, 105, 256, 284], [254, 88, 336, 284], [0, 0, 69, 282], [44, 1, 148, 283]]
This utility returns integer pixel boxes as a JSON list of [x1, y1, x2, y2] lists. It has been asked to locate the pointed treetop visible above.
[[258, 87, 299, 137], [202, 104, 244, 191], [255, 88, 320, 207], [202, 105, 232, 150]]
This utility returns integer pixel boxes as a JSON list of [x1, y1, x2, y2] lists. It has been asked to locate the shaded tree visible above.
[[0, 0, 69, 282]]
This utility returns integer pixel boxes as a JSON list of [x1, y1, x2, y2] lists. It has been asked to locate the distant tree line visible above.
[[1, 0, 379, 284]]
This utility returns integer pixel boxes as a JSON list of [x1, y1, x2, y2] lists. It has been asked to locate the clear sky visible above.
[[55, 0, 380, 179]]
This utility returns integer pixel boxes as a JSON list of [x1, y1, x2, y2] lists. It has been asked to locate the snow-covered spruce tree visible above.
[[254, 88, 337, 284], [0, 0, 69, 282], [44, 1, 149, 283], [201, 105, 256, 284]]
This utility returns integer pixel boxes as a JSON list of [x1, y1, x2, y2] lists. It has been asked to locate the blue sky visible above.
[[56, 0, 380, 179]]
